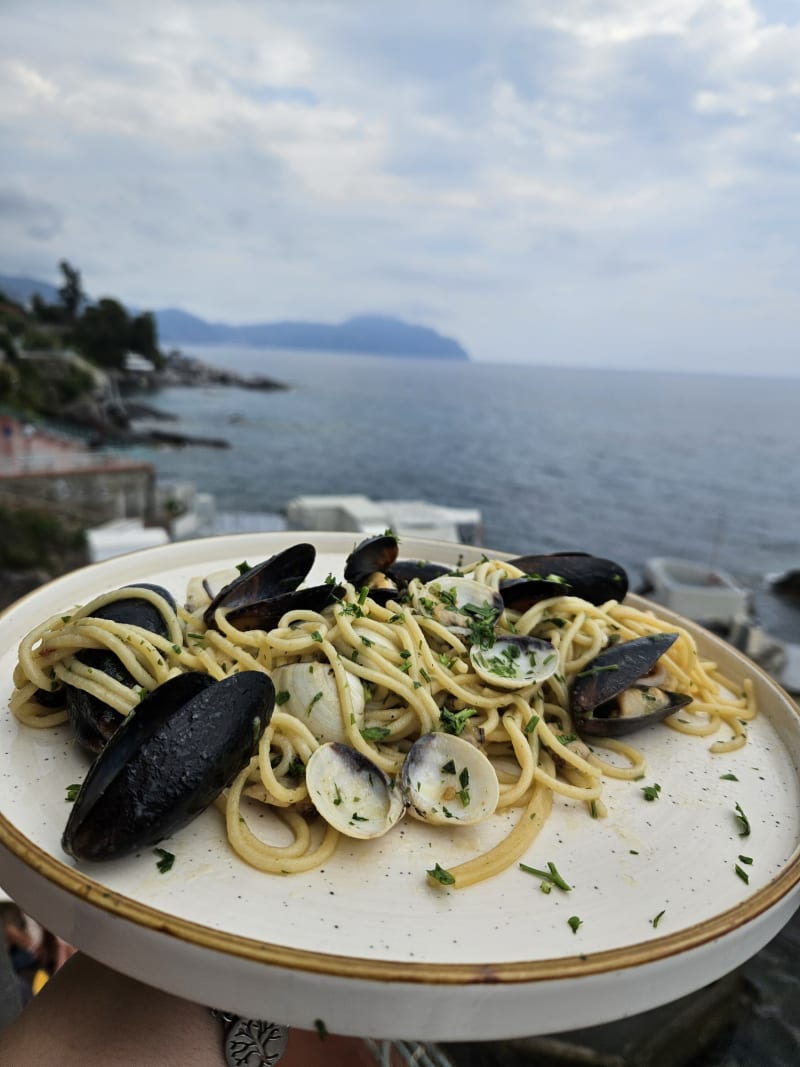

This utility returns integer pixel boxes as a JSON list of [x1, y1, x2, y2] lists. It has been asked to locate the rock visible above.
[[158, 352, 288, 391]]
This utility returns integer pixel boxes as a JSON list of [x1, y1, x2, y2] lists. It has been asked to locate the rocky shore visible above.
[[63, 350, 288, 449]]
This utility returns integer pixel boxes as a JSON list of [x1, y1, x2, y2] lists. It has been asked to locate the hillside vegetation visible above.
[[0, 260, 162, 421]]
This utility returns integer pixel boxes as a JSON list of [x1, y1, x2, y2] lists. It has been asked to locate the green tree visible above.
[[31, 292, 64, 325], [128, 311, 162, 364], [73, 297, 130, 369], [58, 259, 84, 322]]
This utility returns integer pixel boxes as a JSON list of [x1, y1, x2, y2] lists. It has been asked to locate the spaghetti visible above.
[[9, 552, 757, 887]]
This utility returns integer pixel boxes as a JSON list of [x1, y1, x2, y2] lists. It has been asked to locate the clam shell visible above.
[[469, 635, 559, 690], [410, 575, 503, 635], [270, 662, 365, 744], [305, 742, 405, 839], [401, 733, 499, 826]]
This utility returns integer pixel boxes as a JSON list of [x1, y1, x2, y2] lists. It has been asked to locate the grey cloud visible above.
[[0, 187, 63, 240]]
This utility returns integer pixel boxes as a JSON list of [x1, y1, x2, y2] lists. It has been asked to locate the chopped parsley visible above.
[[641, 783, 662, 802], [463, 602, 499, 649], [360, 726, 391, 741], [651, 910, 665, 928], [441, 759, 457, 774], [519, 860, 571, 892], [734, 802, 751, 837], [427, 863, 456, 886], [524, 714, 540, 736], [311, 630, 323, 643], [154, 848, 175, 873], [440, 707, 477, 735], [235, 560, 251, 575], [567, 915, 583, 934], [720, 773, 739, 781], [576, 664, 620, 678], [287, 757, 305, 778], [65, 783, 81, 802], [734, 863, 750, 884], [314, 1019, 328, 1041], [275, 690, 291, 705]]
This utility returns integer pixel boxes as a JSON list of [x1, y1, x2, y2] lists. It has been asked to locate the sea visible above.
[[129, 347, 800, 616]]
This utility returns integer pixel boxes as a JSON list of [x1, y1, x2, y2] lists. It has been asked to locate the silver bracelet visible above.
[[210, 1008, 289, 1065]]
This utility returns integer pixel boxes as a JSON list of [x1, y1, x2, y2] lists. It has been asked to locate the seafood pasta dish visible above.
[[8, 537, 757, 889]]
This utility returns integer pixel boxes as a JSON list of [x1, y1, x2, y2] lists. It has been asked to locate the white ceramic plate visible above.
[[1, 532, 799, 1042]]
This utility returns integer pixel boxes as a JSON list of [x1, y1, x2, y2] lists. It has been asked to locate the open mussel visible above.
[[501, 553, 629, 611], [63, 670, 275, 861], [344, 534, 451, 606], [570, 633, 691, 737], [65, 583, 177, 755], [202, 543, 341, 631]]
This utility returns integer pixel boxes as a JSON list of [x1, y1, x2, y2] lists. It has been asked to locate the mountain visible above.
[[0, 273, 469, 360], [0, 273, 60, 305], [154, 310, 469, 360]]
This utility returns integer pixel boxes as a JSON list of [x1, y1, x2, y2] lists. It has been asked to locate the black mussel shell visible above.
[[575, 688, 692, 737], [570, 632, 690, 736], [86, 583, 177, 631], [62, 670, 275, 862], [502, 553, 629, 609], [388, 560, 451, 586], [65, 583, 177, 755], [224, 583, 344, 632], [32, 686, 67, 709], [203, 544, 316, 629], [344, 534, 399, 587]]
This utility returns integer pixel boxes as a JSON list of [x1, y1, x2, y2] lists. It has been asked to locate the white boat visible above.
[[285, 494, 483, 544], [642, 557, 751, 625]]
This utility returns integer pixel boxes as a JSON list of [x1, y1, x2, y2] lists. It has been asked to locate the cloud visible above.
[[1, 0, 800, 373], [0, 186, 63, 240]]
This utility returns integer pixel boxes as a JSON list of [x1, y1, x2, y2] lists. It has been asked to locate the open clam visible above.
[[401, 733, 499, 826], [570, 632, 692, 737], [270, 661, 366, 744], [63, 670, 275, 861], [409, 575, 503, 639], [305, 742, 405, 839], [469, 634, 559, 690]]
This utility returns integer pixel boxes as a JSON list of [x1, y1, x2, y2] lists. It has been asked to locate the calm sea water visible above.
[[132, 347, 800, 589]]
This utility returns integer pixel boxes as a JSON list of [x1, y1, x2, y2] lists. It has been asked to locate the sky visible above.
[[2, 0, 800, 374]]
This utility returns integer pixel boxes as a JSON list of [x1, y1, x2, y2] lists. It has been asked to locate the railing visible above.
[[0, 451, 142, 476]]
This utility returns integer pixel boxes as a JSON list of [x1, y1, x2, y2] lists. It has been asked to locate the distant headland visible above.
[[155, 309, 469, 360], [0, 274, 469, 361]]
